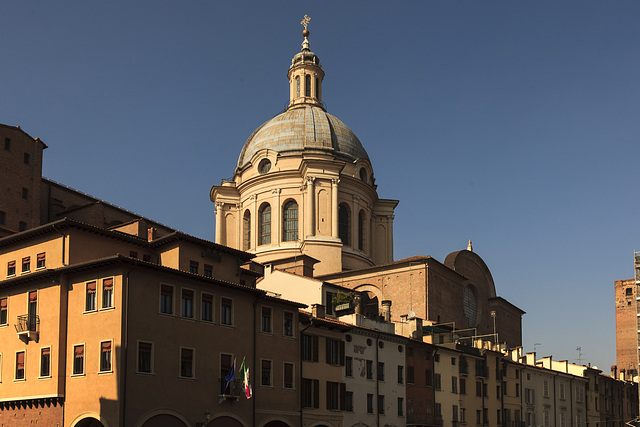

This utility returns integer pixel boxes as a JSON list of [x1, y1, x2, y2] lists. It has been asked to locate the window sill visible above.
[[283, 334, 295, 339], [21, 270, 31, 275], [14, 378, 26, 382], [136, 371, 155, 376], [35, 266, 46, 271], [220, 323, 235, 328], [101, 306, 115, 312], [83, 310, 98, 315], [260, 330, 274, 335], [98, 370, 113, 375], [201, 319, 216, 324], [38, 375, 52, 379], [6, 274, 16, 278], [178, 376, 196, 381], [260, 384, 274, 389], [180, 316, 196, 322], [70, 373, 85, 377], [158, 312, 176, 317], [0, 324, 8, 328]]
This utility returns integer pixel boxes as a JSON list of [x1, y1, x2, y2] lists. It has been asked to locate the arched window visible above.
[[338, 203, 350, 246], [359, 167, 368, 183], [243, 210, 251, 250], [296, 76, 300, 98], [315, 77, 319, 99], [358, 210, 366, 251], [259, 204, 271, 246], [282, 200, 298, 242], [305, 74, 311, 97]]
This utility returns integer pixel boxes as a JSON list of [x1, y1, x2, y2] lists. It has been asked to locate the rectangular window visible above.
[[398, 397, 404, 416], [476, 380, 482, 396], [22, 256, 30, 273], [326, 338, 343, 365], [201, 263, 212, 277], [346, 356, 353, 376], [461, 408, 466, 423], [543, 379, 549, 397], [7, 260, 16, 276], [284, 362, 294, 389], [102, 278, 114, 308], [377, 395, 385, 414], [426, 368, 432, 386], [377, 362, 385, 381], [560, 382, 566, 399], [129, 251, 138, 259], [36, 253, 45, 269], [325, 291, 336, 315], [0, 297, 7, 325], [397, 365, 404, 384], [346, 391, 354, 412], [261, 359, 272, 386], [73, 345, 84, 375], [516, 382, 520, 397], [28, 291, 37, 319], [201, 293, 213, 322], [434, 373, 441, 390], [4, 137, 10, 150], [18, 221, 27, 231], [220, 353, 233, 394], [366, 360, 373, 379], [460, 377, 466, 394], [100, 341, 112, 372], [40, 347, 51, 377], [452, 376, 458, 393], [407, 365, 415, 384], [22, 188, 28, 200], [86, 281, 97, 311], [160, 285, 173, 314], [143, 254, 151, 262], [221, 297, 233, 325], [261, 306, 272, 332], [283, 311, 294, 336], [302, 335, 318, 361], [453, 405, 459, 422], [189, 260, 199, 274], [180, 348, 194, 378], [302, 378, 319, 408], [367, 393, 374, 414], [16, 351, 25, 380], [181, 289, 194, 318], [327, 381, 339, 410], [138, 342, 153, 373], [0, 210, 5, 225]]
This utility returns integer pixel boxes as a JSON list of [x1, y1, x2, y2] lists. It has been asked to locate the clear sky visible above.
[[2, 1, 639, 371]]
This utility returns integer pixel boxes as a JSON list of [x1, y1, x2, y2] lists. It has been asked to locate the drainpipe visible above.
[[376, 334, 380, 427], [569, 377, 573, 427], [52, 223, 67, 266], [299, 319, 315, 427], [553, 373, 559, 427], [120, 260, 137, 427]]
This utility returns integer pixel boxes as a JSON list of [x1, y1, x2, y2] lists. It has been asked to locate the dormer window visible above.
[[359, 168, 368, 183], [258, 159, 271, 174]]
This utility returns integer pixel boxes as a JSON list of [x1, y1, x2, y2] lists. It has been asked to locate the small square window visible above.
[[138, 342, 153, 373], [203, 264, 212, 277], [23, 153, 30, 164], [18, 221, 27, 231], [189, 260, 199, 274], [7, 261, 15, 276], [36, 253, 45, 269], [22, 188, 28, 200], [22, 257, 30, 273], [261, 306, 272, 333], [129, 251, 138, 259]]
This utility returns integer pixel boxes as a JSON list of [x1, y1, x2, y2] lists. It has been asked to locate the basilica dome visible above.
[[236, 105, 369, 171]]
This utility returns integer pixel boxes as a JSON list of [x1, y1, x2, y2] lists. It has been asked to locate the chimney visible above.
[[381, 300, 392, 322], [611, 365, 617, 379], [409, 317, 423, 341], [525, 352, 536, 366], [312, 304, 325, 319], [147, 227, 157, 241]]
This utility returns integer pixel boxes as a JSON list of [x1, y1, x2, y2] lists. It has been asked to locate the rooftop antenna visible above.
[[576, 346, 584, 365]]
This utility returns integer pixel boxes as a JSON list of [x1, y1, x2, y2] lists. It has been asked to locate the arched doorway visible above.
[[75, 418, 104, 427], [142, 414, 188, 427]]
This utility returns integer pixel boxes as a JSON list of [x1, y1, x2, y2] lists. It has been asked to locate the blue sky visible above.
[[2, 1, 639, 371]]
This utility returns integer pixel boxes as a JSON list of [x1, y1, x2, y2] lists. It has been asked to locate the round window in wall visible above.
[[463, 285, 478, 327], [258, 159, 271, 174]]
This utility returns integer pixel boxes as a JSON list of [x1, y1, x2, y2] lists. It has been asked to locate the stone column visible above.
[[215, 202, 224, 245], [387, 215, 395, 262], [331, 178, 339, 238], [272, 188, 281, 245], [250, 194, 257, 249], [306, 176, 315, 237]]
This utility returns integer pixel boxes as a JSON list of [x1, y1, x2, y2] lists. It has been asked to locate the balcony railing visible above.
[[15, 314, 39, 340]]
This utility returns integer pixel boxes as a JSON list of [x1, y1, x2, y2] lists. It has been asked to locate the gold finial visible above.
[[301, 14, 311, 37]]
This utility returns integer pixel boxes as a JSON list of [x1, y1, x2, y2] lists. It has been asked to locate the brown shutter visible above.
[[312, 336, 318, 362], [284, 363, 293, 386], [29, 291, 37, 302], [313, 379, 320, 408], [75, 346, 84, 358], [103, 278, 114, 290], [325, 338, 331, 364], [87, 282, 97, 294], [17, 352, 25, 369], [0, 298, 6, 309], [102, 342, 111, 352], [161, 284, 172, 294], [8, 261, 15, 268], [340, 382, 346, 410], [37, 253, 45, 261], [183, 289, 194, 298], [42, 347, 50, 356], [339, 340, 345, 366]]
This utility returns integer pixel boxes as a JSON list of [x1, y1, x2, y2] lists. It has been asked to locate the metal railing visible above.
[[15, 314, 39, 334]]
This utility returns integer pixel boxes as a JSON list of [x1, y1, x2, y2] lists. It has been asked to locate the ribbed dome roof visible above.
[[236, 105, 369, 171]]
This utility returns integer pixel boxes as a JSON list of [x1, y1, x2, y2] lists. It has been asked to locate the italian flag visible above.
[[241, 358, 253, 399]]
